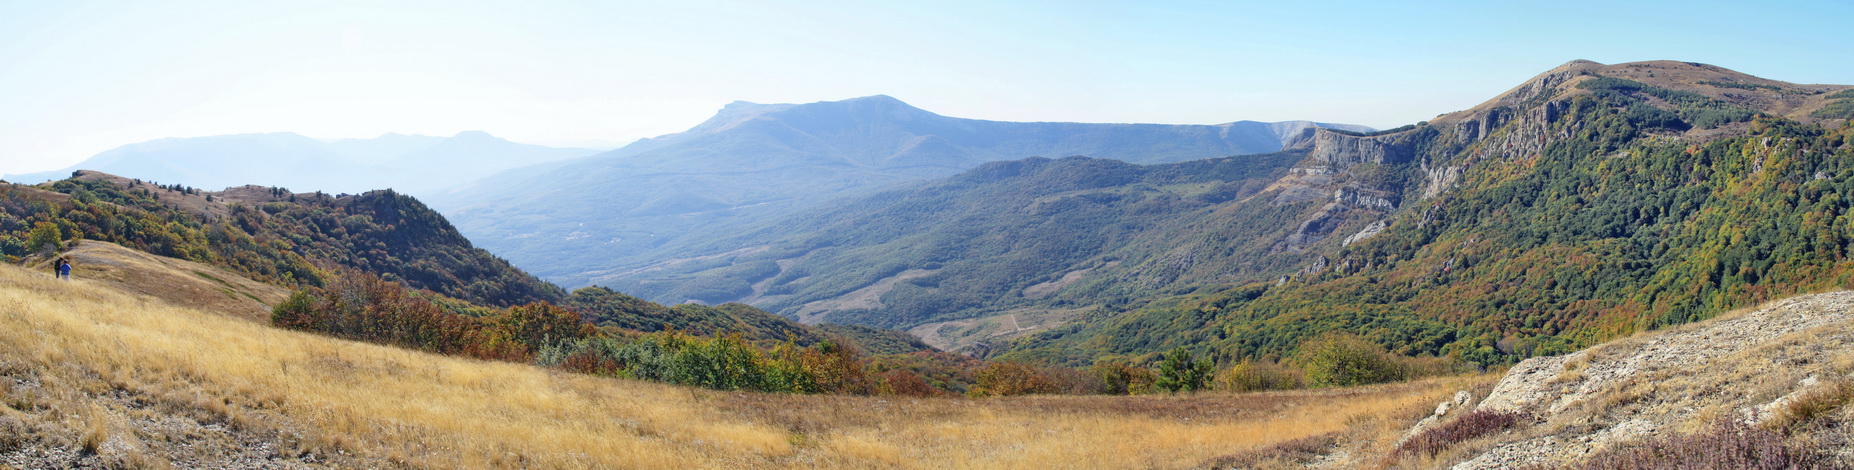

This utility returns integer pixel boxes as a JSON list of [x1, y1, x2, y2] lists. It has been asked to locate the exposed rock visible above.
[[1341, 220, 1388, 247], [1279, 203, 1345, 252], [1437, 292, 1854, 469], [1307, 130, 1415, 169], [1420, 161, 1465, 200], [1333, 186, 1397, 211]]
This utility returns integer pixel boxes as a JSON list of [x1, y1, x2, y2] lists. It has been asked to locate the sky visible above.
[[3, 0, 1852, 175]]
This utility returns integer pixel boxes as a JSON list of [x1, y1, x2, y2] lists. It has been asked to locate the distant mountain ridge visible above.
[[431, 94, 1370, 286], [4, 131, 595, 196]]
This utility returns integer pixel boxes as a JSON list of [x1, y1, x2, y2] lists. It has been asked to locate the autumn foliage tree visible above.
[[272, 270, 581, 362], [972, 361, 1056, 396]]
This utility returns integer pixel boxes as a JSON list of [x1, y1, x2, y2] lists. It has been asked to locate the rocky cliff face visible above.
[[1267, 59, 1852, 269], [1306, 130, 1416, 168]]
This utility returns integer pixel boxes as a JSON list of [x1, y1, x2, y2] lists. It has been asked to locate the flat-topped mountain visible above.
[[431, 94, 1368, 285]]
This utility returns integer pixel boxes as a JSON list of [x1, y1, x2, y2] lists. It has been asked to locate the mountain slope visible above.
[[28, 240, 290, 321], [1436, 291, 1854, 468], [600, 151, 1325, 335], [431, 95, 1368, 285], [596, 60, 1854, 363], [3, 131, 593, 196], [0, 171, 563, 307], [0, 171, 923, 352], [997, 60, 1854, 365]]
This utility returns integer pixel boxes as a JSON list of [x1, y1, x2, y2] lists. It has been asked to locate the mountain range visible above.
[[426, 95, 1370, 285], [604, 61, 1854, 362], [5, 59, 1854, 469], [10, 59, 1853, 373], [2, 131, 596, 196]]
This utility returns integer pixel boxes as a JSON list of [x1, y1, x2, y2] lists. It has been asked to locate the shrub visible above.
[[1215, 360, 1304, 392], [669, 333, 769, 391], [25, 221, 63, 253], [485, 302, 591, 351], [1203, 432, 1338, 469], [1089, 361, 1157, 395], [784, 340, 874, 395], [536, 338, 627, 376], [1812, 100, 1854, 120], [878, 369, 943, 397], [1394, 409, 1529, 457], [972, 361, 1056, 396], [1570, 420, 1833, 470], [272, 271, 508, 359], [1041, 365, 1107, 395], [1155, 347, 1214, 393], [1296, 333, 1407, 387], [1764, 379, 1854, 432]]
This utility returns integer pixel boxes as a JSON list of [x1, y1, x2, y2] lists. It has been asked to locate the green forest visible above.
[[1004, 77, 1854, 367]]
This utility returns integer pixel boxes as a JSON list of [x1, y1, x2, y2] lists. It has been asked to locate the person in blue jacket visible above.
[[57, 258, 72, 280]]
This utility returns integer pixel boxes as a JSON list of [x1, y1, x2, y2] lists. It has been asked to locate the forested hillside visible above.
[[604, 150, 1328, 332], [1001, 60, 1854, 366], [615, 61, 1854, 372], [0, 171, 560, 307]]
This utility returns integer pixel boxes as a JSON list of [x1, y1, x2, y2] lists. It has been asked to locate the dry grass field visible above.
[[0, 260, 1489, 468]]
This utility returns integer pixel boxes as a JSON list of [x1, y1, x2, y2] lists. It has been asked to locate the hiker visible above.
[[57, 258, 72, 280]]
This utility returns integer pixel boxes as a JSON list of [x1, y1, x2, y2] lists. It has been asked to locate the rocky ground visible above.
[[1431, 291, 1854, 469], [0, 358, 336, 469]]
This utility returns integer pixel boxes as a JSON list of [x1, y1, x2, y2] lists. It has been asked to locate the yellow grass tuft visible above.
[[0, 262, 1479, 468]]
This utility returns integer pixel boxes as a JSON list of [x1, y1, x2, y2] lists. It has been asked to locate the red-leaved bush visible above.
[[272, 270, 587, 362]]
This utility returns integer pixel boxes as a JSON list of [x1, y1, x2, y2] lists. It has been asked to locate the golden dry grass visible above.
[[38, 240, 289, 321], [0, 262, 1479, 468]]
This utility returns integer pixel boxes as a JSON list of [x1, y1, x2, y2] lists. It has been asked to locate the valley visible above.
[[607, 60, 1854, 371], [428, 96, 1369, 286]]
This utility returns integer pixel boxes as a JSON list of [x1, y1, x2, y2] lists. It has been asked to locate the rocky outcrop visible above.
[[1307, 130, 1415, 169], [1426, 292, 1854, 469], [1333, 186, 1397, 211], [1340, 219, 1388, 247], [1419, 160, 1464, 200]]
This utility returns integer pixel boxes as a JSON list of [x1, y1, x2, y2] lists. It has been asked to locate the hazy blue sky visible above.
[[4, 0, 1851, 175]]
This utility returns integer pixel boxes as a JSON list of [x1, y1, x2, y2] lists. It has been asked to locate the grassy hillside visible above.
[[27, 240, 288, 321], [0, 262, 1483, 469], [0, 172, 562, 307]]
